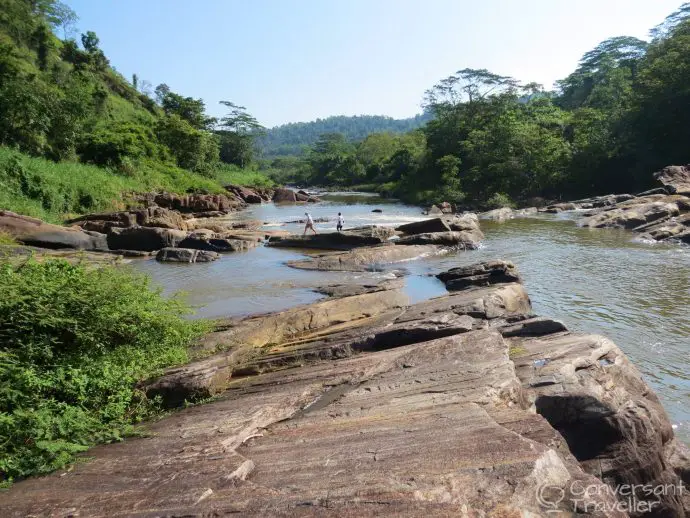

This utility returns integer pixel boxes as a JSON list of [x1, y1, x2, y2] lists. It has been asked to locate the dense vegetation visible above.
[[0, 259, 208, 484], [0, 0, 270, 221], [256, 113, 431, 157], [267, 4, 690, 208]]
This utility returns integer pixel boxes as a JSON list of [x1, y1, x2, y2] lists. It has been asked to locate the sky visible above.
[[65, 0, 684, 128]]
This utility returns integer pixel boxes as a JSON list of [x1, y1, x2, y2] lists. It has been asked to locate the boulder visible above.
[[224, 184, 263, 204], [287, 244, 440, 271], [178, 234, 259, 253], [313, 278, 405, 298], [437, 259, 521, 290], [106, 226, 187, 251], [427, 204, 444, 216], [542, 202, 578, 213], [636, 212, 690, 242], [266, 226, 395, 250], [654, 164, 690, 195], [68, 207, 188, 232], [272, 188, 297, 203], [155, 247, 220, 263], [445, 213, 480, 231], [481, 207, 514, 222], [579, 197, 683, 230], [396, 217, 451, 234], [371, 208, 383, 213], [153, 192, 243, 214], [438, 201, 453, 213], [0, 210, 107, 250], [396, 230, 483, 248]]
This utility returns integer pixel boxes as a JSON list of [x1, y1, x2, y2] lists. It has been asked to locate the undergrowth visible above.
[[0, 258, 209, 484]]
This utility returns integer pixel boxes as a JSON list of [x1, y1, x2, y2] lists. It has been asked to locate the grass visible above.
[[0, 258, 209, 484], [0, 147, 273, 223], [214, 163, 275, 188]]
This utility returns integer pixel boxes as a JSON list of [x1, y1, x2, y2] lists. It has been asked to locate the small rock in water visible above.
[[371, 209, 383, 213]]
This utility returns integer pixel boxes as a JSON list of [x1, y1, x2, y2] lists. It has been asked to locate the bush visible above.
[[0, 259, 208, 484], [485, 192, 516, 209]]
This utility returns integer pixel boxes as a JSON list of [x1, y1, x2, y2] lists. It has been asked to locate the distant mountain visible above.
[[257, 113, 433, 157]]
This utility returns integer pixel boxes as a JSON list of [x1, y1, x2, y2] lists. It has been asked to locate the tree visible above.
[[80, 31, 99, 52], [161, 92, 215, 130], [216, 101, 265, 167], [131, 73, 138, 90], [423, 68, 521, 110], [154, 83, 170, 105]]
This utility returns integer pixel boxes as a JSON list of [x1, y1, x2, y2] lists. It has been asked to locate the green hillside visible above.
[[257, 113, 432, 157], [0, 0, 270, 221]]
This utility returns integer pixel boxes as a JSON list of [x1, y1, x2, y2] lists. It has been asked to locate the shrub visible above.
[[485, 192, 516, 209], [0, 259, 208, 484]]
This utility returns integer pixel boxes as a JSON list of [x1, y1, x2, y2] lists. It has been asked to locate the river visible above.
[[132, 192, 689, 444]]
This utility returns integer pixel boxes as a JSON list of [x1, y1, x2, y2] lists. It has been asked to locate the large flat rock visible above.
[[2, 260, 686, 517], [286, 244, 442, 271]]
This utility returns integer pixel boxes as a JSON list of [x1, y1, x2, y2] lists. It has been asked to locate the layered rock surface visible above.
[[3, 260, 687, 517]]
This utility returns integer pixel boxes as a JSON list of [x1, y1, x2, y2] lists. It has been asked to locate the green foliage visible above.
[[214, 163, 274, 188], [0, 0, 270, 216], [257, 113, 432, 157], [0, 259, 208, 483], [0, 148, 223, 222], [273, 7, 690, 206], [485, 192, 516, 209]]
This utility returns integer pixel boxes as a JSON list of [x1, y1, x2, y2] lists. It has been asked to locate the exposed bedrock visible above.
[[1, 260, 687, 517]]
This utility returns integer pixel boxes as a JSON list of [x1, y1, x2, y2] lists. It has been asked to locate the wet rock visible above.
[[498, 317, 568, 337], [153, 192, 243, 214], [396, 230, 483, 248], [68, 207, 189, 233], [655, 164, 690, 196], [179, 233, 259, 253], [511, 332, 687, 516], [287, 244, 440, 271], [636, 187, 670, 197], [266, 226, 395, 250], [0, 210, 108, 250], [445, 213, 480, 231], [396, 217, 451, 234], [155, 247, 220, 263], [371, 208, 383, 213], [543, 202, 579, 213], [313, 278, 404, 298], [106, 226, 187, 252], [437, 259, 521, 290], [579, 196, 684, 230], [284, 216, 330, 224], [480, 207, 514, 222], [636, 212, 690, 242], [482, 207, 538, 222]]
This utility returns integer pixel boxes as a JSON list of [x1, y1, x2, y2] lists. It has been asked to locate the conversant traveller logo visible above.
[[536, 480, 686, 514]]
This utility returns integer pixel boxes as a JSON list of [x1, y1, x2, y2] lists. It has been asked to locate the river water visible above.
[[133, 192, 689, 444]]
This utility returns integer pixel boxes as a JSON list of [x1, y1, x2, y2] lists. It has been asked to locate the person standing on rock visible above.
[[303, 212, 317, 235], [337, 212, 344, 232]]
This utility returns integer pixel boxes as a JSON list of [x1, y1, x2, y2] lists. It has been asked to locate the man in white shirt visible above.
[[337, 212, 344, 232], [303, 212, 317, 235]]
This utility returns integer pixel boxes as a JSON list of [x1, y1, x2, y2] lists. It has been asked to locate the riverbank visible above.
[[2, 259, 688, 516]]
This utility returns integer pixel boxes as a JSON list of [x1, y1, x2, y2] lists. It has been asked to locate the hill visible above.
[[0, 0, 269, 221], [257, 113, 432, 157]]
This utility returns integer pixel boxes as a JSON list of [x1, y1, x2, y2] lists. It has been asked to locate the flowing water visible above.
[[132, 192, 690, 444]]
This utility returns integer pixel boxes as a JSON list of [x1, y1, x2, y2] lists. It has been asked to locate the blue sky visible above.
[[66, 0, 684, 127]]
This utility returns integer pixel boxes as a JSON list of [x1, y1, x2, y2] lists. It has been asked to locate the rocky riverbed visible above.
[[2, 260, 688, 516], [1, 179, 688, 516]]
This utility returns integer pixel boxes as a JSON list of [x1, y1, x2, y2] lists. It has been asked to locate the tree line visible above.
[[256, 113, 432, 158], [264, 3, 690, 207]]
